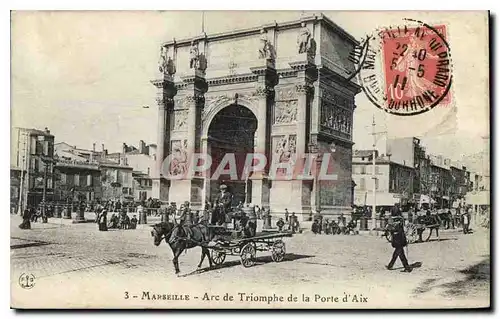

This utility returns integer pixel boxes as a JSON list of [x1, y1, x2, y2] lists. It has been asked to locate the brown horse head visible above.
[[151, 222, 174, 246]]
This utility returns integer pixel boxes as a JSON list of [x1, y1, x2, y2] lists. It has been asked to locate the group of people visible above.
[[95, 204, 138, 232], [310, 213, 357, 235], [18, 203, 52, 230], [275, 209, 300, 233]]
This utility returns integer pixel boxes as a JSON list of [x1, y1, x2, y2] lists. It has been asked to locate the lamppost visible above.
[[307, 142, 320, 213], [40, 155, 54, 223]]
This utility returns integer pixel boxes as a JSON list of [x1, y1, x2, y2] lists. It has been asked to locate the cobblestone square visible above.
[[10, 216, 490, 309]]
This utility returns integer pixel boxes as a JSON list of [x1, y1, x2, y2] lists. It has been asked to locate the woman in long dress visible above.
[[98, 210, 108, 231], [19, 208, 32, 230]]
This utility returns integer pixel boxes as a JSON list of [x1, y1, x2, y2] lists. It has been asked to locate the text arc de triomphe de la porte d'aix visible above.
[[151, 13, 361, 220]]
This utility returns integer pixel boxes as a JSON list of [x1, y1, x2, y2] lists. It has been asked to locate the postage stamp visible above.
[[356, 19, 453, 116]]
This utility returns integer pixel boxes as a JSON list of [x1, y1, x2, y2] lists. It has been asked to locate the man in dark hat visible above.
[[386, 218, 412, 272], [216, 184, 233, 225]]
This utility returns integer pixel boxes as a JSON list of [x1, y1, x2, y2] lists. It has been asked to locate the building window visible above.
[[360, 166, 366, 174], [31, 158, 38, 172], [74, 174, 80, 186], [375, 179, 379, 190], [375, 166, 380, 175], [359, 178, 365, 190], [60, 173, 66, 184], [87, 175, 92, 186]]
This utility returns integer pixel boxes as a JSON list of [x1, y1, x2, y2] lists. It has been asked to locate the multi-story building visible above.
[[352, 150, 414, 211], [100, 161, 134, 202], [132, 170, 153, 201], [55, 141, 134, 203], [123, 140, 155, 201], [11, 127, 55, 209], [53, 159, 102, 203], [386, 137, 429, 202]]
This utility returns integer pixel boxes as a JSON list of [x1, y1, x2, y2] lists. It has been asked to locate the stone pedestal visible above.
[[54, 205, 61, 218], [139, 210, 148, 225], [73, 205, 86, 223], [63, 204, 72, 219]]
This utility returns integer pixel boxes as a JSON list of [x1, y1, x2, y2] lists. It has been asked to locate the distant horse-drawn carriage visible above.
[[383, 215, 440, 244]]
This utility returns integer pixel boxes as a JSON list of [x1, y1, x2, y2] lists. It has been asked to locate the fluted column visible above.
[[295, 84, 311, 159], [254, 85, 271, 165], [151, 76, 176, 200], [156, 103, 167, 180], [250, 64, 278, 209]]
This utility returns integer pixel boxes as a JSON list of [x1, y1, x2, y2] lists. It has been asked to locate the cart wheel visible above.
[[405, 224, 418, 244], [211, 250, 226, 266], [240, 242, 256, 268], [271, 239, 286, 262], [421, 227, 433, 242]]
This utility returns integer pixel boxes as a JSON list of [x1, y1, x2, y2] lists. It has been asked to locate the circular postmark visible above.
[[354, 19, 453, 116], [18, 273, 35, 289]]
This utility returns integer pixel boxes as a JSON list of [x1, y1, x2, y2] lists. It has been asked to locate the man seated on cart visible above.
[[215, 184, 233, 226]]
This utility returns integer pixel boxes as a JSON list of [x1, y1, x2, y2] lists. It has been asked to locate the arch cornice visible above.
[[201, 93, 259, 139]]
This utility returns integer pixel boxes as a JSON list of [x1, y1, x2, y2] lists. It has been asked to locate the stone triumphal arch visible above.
[[152, 14, 361, 220]]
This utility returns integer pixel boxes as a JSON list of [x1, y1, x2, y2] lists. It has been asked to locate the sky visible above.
[[11, 11, 490, 163]]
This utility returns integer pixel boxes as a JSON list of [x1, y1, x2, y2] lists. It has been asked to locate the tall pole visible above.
[[201, 11, 205, 33], [17, 132, 28, 215], [42, 161, 48, 213], [371, 116, 377, 230], [23, 134, 30, 212]]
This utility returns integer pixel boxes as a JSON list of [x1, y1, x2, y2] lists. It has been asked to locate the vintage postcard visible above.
[[10, 11, 490, 309]]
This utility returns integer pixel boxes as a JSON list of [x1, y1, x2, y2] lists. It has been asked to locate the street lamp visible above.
[[40, 155, 54, 222], [308, 142, 320, 213]]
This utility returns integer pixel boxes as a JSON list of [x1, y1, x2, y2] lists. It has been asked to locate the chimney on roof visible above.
[[102, 144, 105, 152], [92, 143, 96, 152], [122, 143, 127, 154], [147, 167, 150, 176], [139, 140, 146, 154]]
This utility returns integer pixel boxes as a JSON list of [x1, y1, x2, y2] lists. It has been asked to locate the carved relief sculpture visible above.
[[258, 29, 276, 61], [169, 140, 188, 176], [274, 100, 298, 124], [173, 110, 188, 130], [275, 135, 297, 164], [320, 100, 352, 137]]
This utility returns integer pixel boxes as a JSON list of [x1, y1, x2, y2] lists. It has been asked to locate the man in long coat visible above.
[[386, 219, 412, 272], [216, 184, 233, 225]]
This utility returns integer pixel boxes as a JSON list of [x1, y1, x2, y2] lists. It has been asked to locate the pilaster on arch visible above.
[[201, 95, 260, 139]]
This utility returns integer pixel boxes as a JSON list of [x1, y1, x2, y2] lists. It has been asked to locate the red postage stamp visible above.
[[357, 21, 453, 116], [381, 24, 452, 111]]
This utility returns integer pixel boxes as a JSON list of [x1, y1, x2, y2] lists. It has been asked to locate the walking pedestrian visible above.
[[19, 207, 32, 230], [386, 219, 412, 272], [98, 210, 108, 231]]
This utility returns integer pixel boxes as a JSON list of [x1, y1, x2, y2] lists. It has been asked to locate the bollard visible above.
[[360, 217, 368, 231], [139, 210, 147, 225], [54, 205, 61, 218]]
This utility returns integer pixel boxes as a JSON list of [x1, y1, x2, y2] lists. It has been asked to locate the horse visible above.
[[151, 221, 214, 274]]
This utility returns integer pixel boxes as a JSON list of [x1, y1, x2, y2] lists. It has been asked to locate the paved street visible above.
[[11, 215, 490, 309]]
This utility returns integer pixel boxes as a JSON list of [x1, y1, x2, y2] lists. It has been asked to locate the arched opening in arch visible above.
[[207, 103, 258, 204]]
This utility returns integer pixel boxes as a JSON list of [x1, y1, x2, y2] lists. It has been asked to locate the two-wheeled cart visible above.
[[205, 226, 293, 268]]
